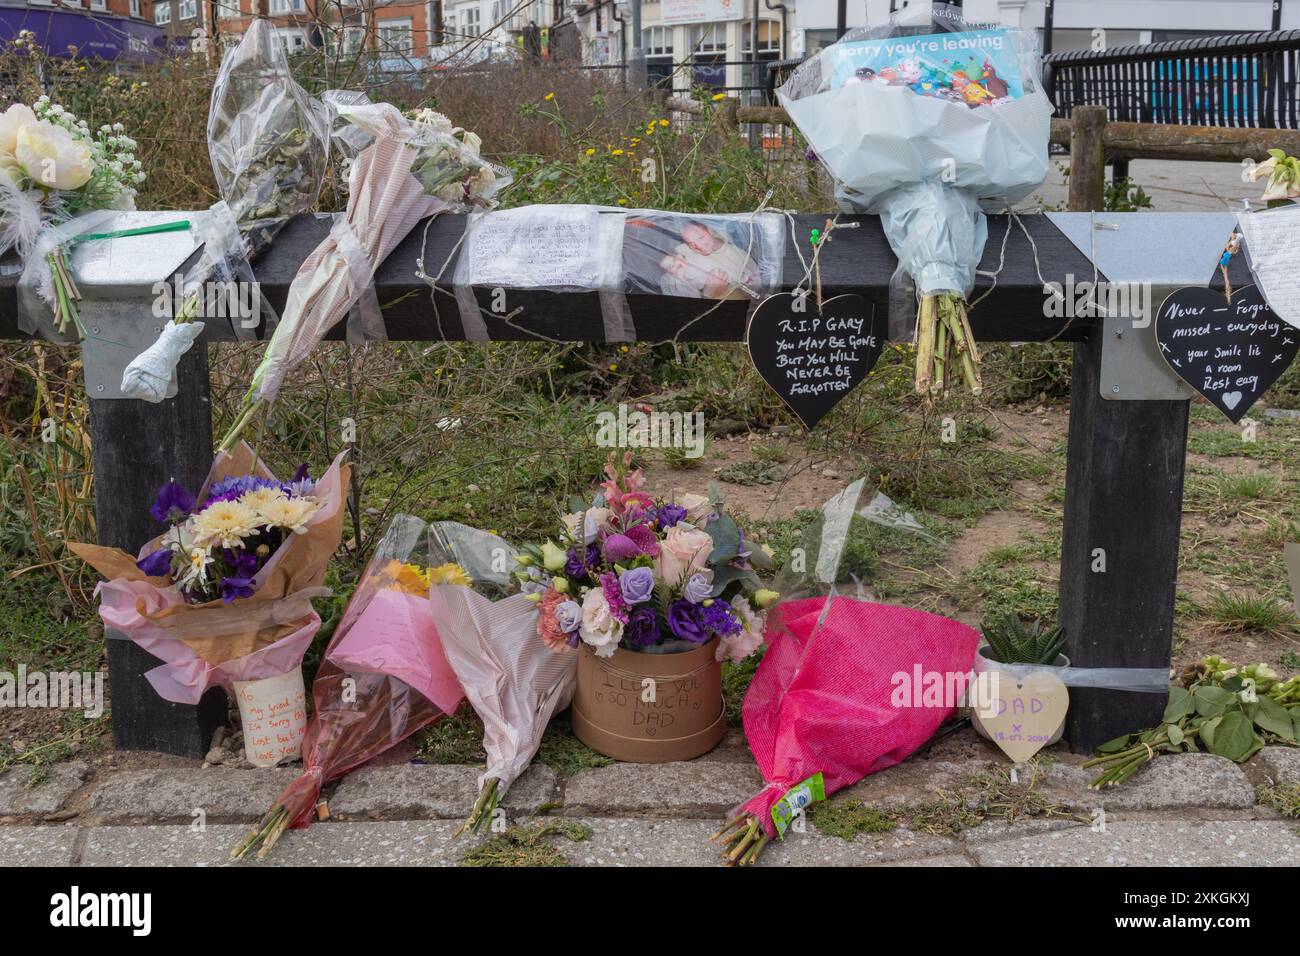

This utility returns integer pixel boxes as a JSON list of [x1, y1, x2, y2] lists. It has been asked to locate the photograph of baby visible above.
[[622, 213, 782, 300]]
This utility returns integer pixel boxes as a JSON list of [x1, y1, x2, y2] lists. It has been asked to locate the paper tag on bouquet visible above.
[[235, 668, 308, 767]]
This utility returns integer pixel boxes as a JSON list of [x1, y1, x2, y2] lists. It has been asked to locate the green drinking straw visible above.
[[71, 220, 192, 243]]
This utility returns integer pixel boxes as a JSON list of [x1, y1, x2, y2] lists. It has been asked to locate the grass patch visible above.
[[955, 556, 1059, 621], [535, 714, 611, 776], [1204, 590, 1296, 634], [722, 654, 760, 727], [415, 706, 488, 765], [718, 460, 784, 486], [809, 764, 1075, 842], [1257, 784, 1300, 819], [458, 820, 592, 867]]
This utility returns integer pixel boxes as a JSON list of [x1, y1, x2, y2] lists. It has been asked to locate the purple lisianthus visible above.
[[700, 600, 743, 638], [626, 606, 662, 647], [136, 547, 174, 577], [555, 600, 582, 634], [618, 566, 655, 604], [565, 543, 600, 579], [149, 482, 195, 524], [220, 576, 256, 604], [683, 572, 713, 605], [667, 599, 707, 644], [656, 503, 687, 529]]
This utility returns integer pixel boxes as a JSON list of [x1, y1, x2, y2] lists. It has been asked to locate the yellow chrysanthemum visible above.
[[257, 496, 320, 535], [191, 500, 261, 549], [585, 147, 595, 156], [384, 560, 431, 595], [240, 486, 287, 512], [428, 562, 472, 587]]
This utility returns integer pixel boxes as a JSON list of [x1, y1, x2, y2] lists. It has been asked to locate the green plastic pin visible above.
[[810, 228, 821, 246]]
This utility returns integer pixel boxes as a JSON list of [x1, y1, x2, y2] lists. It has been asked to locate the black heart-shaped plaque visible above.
[[746, 293, 882, 429], [1155, 285, 1299, 423]]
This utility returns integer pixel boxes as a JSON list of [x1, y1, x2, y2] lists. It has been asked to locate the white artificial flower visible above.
[[14, 120, 93, 190], [0, 103, 37, 155]]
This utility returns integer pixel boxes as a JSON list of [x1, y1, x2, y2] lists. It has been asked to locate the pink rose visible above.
[[655, 524, 713, 587], [675, 493, 714, 523]]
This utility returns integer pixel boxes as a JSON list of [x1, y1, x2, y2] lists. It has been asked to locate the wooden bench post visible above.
[[1058, 106, 1186, 752], [90, 346, 226, 757]]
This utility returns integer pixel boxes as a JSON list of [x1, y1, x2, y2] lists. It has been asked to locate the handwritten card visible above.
[[235, 669, 307, 767], [1237, 204, 1300, 331], [456, 205, 620, 291]]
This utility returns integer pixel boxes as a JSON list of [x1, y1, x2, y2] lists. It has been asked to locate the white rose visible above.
[[0, 153, 24, 190], [15, 120, 93, 190], [579, 587, 624, 657], [0, 103, 36, 155], [458, 130, 482, 156]]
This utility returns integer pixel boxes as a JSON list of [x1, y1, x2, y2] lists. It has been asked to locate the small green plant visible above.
[[1104, 177, 1153, 212], [980, 614, 1067, 665], [1205, 590, 1294, 634]]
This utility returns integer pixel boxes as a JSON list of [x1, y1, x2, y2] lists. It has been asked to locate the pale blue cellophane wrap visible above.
[[777, 7, 1053, 297]]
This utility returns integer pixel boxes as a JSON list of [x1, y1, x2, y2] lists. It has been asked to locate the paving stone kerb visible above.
[[970, 820, 1300, 867], [0, 762, 89, 818], [329, 764, 559, 820], [1256, 746, 1300, 787], [562, 761, 766, 817], [1036, 753, 1256, 812], [87, 768, 300, 824]]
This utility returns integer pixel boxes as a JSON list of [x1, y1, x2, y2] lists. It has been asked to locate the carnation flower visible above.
[[537, 588, 574, 652], [191, 499, 261, 549]]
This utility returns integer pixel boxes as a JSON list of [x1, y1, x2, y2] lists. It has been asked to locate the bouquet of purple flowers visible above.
[[522, 453, 776, 663]]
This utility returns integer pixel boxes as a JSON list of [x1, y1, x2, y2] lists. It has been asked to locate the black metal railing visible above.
[[1044, 30, 1300, 128]]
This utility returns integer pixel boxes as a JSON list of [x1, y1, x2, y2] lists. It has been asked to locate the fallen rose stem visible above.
[[455, 778, 499, 837]]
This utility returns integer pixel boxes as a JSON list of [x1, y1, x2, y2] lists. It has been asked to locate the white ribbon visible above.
[[119, 319, 206, 402]]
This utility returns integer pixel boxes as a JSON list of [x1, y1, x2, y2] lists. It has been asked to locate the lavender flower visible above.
[[204, 474, 279, 505], [683, 572, 713, 605], [149, 482, 195, 524], [555, 600, 582, 634], [700, 600, 743, 638], [618, 566, 655, 604]]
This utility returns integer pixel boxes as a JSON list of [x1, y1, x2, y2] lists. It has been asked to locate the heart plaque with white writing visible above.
[[1154, 285, 1299, 423]]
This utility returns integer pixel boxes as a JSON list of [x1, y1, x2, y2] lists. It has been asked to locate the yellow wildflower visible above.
[[585, 147, 596, 156], [659, 119, 669, 127], [544, 92, 555, 101], [612, 148, 624, 156], [711, 92, 725, 101]]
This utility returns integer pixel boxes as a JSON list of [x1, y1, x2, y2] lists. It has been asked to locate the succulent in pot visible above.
[[972, 614, 1070, 746]]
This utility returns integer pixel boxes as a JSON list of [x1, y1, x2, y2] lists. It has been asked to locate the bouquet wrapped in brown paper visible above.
[[70, 444, 349, 766]]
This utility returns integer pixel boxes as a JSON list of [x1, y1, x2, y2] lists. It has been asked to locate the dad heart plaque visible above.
[[972, 670, 1069, 763], [1154, 285, 1299, 423], [746, 292, 882, 429]]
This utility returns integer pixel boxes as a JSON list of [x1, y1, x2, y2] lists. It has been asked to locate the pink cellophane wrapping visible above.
[[739, 597, 980, 836]]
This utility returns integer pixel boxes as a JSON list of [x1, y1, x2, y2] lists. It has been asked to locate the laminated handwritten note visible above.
[[1237, 205, 1300, 331], [455, 204, 620, 291], [1154, 285, 1299, 423], [234, 668, 308, 767], [746, 293, 882, 429]]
